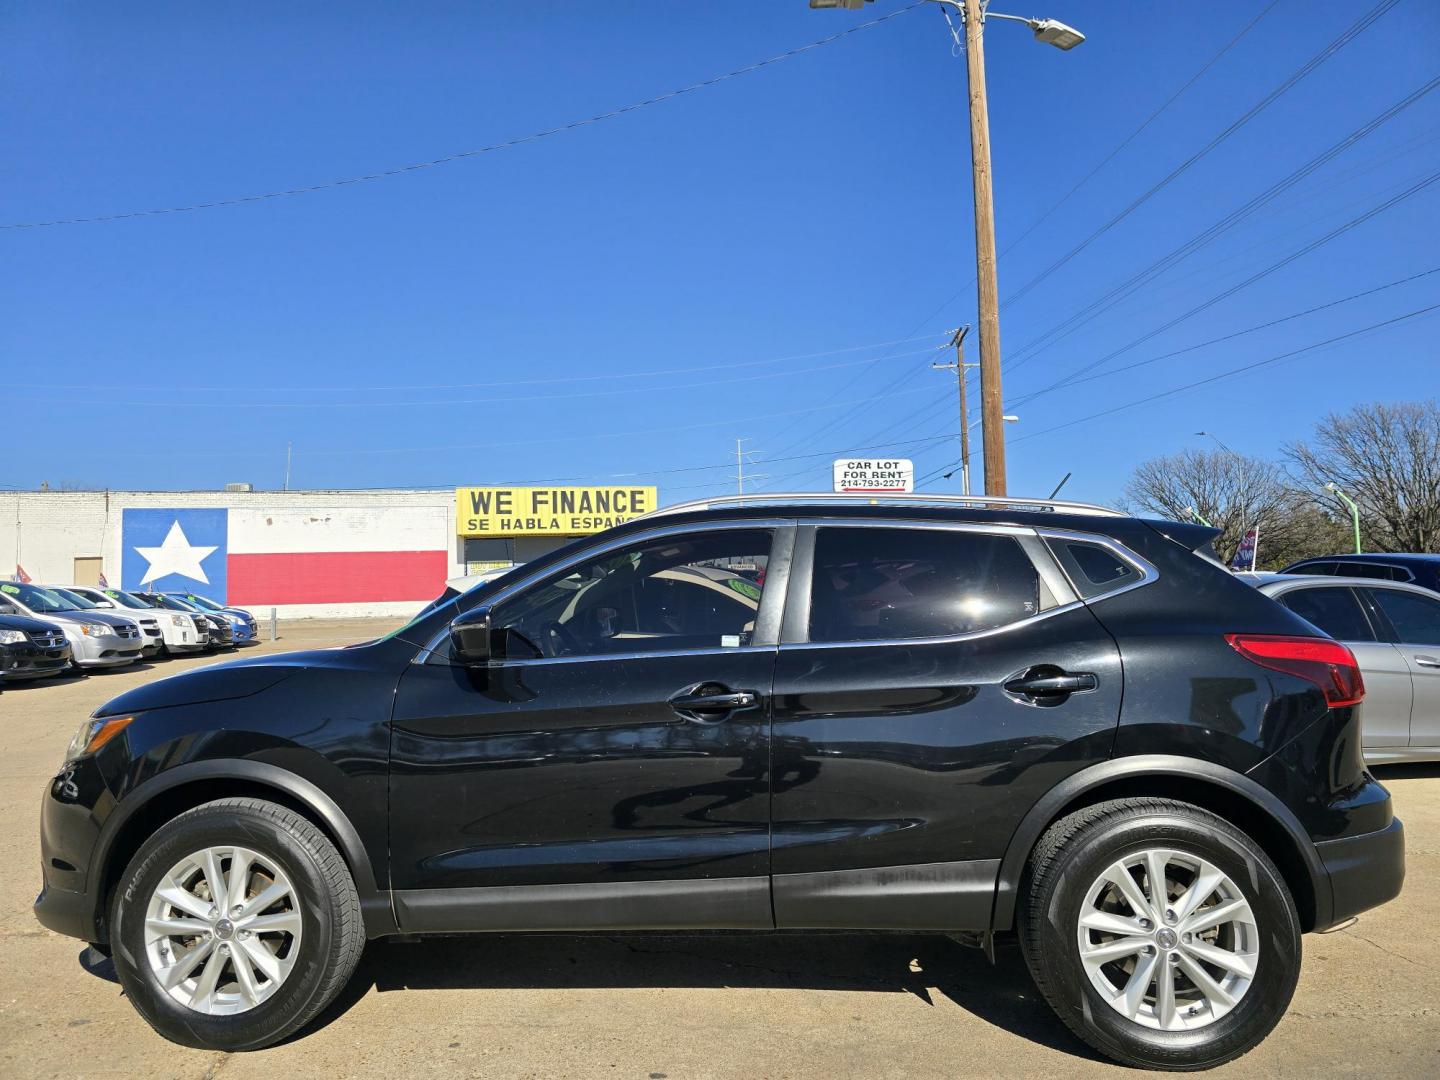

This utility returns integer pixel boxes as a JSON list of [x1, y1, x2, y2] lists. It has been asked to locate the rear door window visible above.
[[1366, 588, 1440, 646], [1278, 587, 1375, 642], [807, 526, 1041, 643]]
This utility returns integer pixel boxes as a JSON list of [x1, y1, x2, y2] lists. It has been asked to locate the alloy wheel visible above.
[[143, 845, 303, 1015], [1075, 847, 1258, 1031]]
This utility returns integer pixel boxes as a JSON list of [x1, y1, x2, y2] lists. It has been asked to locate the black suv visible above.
[[35, 496, 1404, 1069]]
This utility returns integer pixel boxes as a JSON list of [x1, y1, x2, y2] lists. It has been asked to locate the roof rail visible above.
[[636, 492, 1124, 520]]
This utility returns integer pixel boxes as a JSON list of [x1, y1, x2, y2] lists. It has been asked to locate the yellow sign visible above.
[[456, 486, 658, 538]]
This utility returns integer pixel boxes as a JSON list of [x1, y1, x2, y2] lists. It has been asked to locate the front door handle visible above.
[[668, 684, 760, 722], [1415, 654, 1440, 669], [1003, 668, 1098, 701]]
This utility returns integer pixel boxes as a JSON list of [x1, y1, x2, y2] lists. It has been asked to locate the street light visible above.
[[810, 0, 1084, 496], [1324, 482, 1363, 554]]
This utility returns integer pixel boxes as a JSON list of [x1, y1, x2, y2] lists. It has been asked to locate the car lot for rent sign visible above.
[[456, 486, 658, 537], [832, 459, 914, 493]]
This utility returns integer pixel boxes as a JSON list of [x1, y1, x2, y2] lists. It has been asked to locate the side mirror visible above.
[[94, 600, 115, 608], [449, 608, 497, 666]]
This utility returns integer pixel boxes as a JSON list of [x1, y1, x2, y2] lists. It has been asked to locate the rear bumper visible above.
[[1315, 817, 1405, 929]]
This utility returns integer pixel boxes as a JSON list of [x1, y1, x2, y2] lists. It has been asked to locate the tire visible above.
[[1018, 798, 1301, 1071], [110, 797, 364, 1051]]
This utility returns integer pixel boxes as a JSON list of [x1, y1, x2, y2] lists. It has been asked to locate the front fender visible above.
[[89, 759, 396, 938]]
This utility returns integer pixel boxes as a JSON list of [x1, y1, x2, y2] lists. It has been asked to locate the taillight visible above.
[[1225, 634, 1365, 707]]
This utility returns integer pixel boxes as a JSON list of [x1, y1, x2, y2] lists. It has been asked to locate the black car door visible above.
[[769, 521, 1125, 930], [388, 522, 793, 932]]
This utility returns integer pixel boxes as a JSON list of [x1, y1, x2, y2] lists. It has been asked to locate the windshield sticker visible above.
[[1, 584, 18, 594], [725, 578, 762, 602]]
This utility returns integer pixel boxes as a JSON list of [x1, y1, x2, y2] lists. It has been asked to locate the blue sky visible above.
[[3, 0, 1437, 505]]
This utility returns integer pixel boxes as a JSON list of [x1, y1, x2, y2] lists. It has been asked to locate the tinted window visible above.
[[1287, 561, 1337, 576], [1336, 562, 1409, 582], [1048, 538, 1141, 597], [492, 529, 771, 658], [1279, 587, 1374, 642], [1368, 589, 1440, 645], [808, 527, 1040, 643]]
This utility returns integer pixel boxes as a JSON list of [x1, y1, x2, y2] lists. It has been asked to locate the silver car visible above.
[[1241, 572, 1440, 763], [0, 581, 144, 669]]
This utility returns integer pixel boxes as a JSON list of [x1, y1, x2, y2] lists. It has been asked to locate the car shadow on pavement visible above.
[[297, 931, 1102, 1061]]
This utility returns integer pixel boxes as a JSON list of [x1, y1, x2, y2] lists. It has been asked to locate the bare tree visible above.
[[1122, 449, 1342, 568], [1285, 401, 1440, 552]]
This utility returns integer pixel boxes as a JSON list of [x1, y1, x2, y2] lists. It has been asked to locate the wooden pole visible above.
[[962, 0, 1007, 496]]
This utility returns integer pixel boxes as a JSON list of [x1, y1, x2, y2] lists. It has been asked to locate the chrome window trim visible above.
[[417, 517, 793, 660], [465, 643, 778, 668], [785, 517, 1081, 647], [1035, 527, 1159, 605]]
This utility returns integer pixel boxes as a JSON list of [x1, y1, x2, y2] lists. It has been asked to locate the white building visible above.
[[1, 484, 656, 619]]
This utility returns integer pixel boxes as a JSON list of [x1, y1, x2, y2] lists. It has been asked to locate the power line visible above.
[[1000, 0, 1402, 308], [996, 0, 1283, 262], [756, 1, 1289, 467], [13, 331, 950, 394], [914, 302, 1440, 485], [1, 2, 924, 231], [1003, 74, 1440, 375], [1020, 167, 1440, 392], [1021, 265, 1440, 396], [842, 166, 1440, 472], [16, 344, 948, 410]]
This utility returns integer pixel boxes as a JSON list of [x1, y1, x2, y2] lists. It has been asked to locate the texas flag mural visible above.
[[121, 507, 448, 605]]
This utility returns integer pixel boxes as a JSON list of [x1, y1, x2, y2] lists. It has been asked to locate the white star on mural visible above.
[[135, 520, 218, 586]]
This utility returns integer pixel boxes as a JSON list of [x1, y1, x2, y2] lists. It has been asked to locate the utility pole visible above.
[[736, 438, 745, 495], [932, 326, 977, 495], [284, 442, 292, 492], [808, 1, 1084, 494], [963, 0, 1007, 497]]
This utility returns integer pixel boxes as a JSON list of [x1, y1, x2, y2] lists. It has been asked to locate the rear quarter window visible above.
[[1044, 537, 1144, 600]]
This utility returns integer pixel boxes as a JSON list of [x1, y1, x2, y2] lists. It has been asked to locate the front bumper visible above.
[[1316, 817, 1406, 929], [70, 632, 143, 668], [2, 641, 73, 680]]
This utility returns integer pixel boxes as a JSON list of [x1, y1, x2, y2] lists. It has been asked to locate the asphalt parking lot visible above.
[[1, 619, 1437, 1079]]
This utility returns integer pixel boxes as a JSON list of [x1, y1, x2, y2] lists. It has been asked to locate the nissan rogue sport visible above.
[[34, 495, 1405, 1070]]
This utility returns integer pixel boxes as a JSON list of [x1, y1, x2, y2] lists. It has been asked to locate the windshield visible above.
[[102, 588, 152, 610], [52, 588, 99, 609], [179, 594, 225, 611], [140, 593, 194, 611], [0, 581, 80, 613]]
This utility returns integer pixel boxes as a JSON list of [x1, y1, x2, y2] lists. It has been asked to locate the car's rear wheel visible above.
[[110, 797, 364, 1050], [1019, 798, 1301, 1071]]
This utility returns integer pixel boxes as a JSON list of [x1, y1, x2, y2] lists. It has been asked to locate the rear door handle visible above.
[[1003, 670, 1098, 697], [668, 684, 760, 722], [1415, 654, 1440, 669]]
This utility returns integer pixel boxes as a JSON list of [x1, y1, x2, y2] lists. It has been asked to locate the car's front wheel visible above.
[[110, 797, 364, 1050], [1019, 798, 1301, 1071]]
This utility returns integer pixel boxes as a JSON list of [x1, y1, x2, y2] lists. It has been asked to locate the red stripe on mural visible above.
[[227, 550, 447, 605]]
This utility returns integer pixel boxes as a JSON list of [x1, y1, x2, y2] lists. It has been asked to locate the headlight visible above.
[[65, 716, 133, 762], [79, 623, 111, 636], [167, 614, 187, 628], [0, 629, 25, 644]]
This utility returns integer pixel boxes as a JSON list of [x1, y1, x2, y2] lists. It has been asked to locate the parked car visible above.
[[0, 612, 72, 684], [414, 565, 524, 618], [43, 586, 165, 660], [35, 494, 1404, 1069], [1239, 572, 1439, 763], [65, 586, 209, 656], [0, 580, 144, 669], [1278, 552, 1440, 594], [132, 592, 235, 650], [165, 591, 259, 644]]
